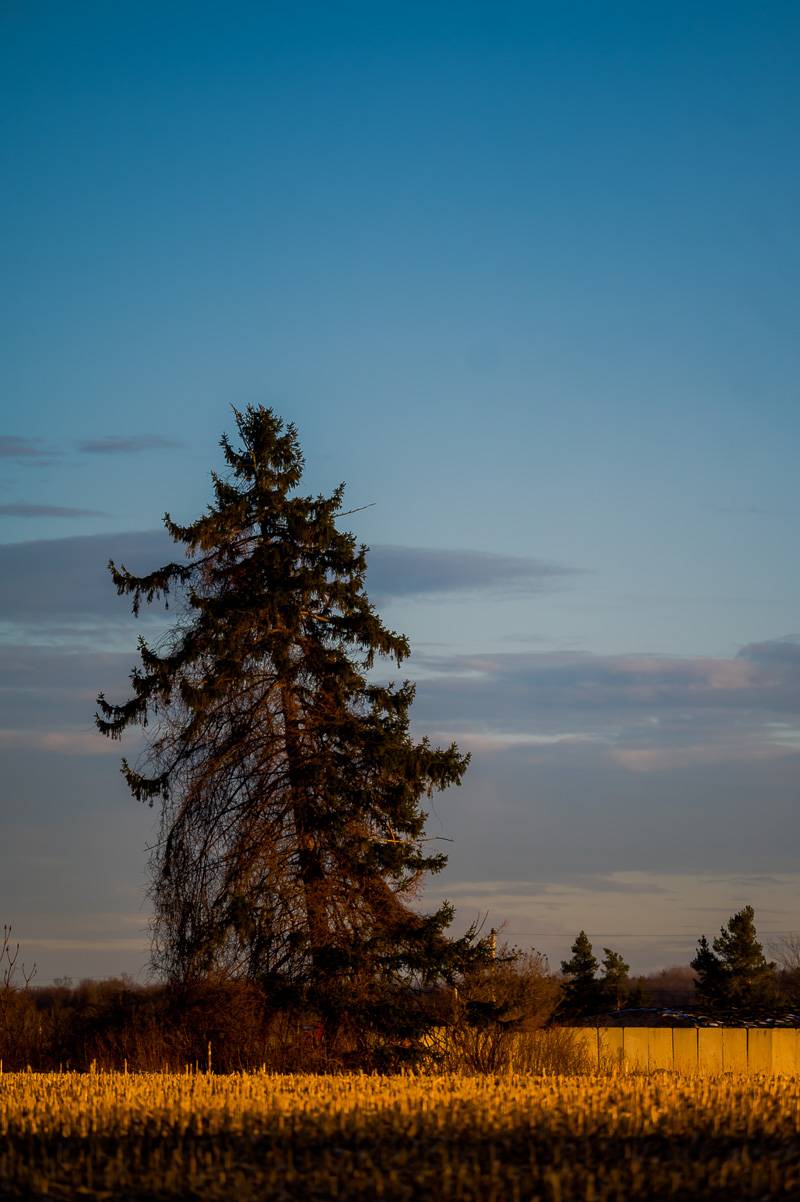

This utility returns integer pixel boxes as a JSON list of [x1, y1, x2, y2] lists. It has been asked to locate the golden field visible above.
[[1, 1070, 799, 1200]]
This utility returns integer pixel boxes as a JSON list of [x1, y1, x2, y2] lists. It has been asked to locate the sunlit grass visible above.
[[1, 1070, 799, 1199]]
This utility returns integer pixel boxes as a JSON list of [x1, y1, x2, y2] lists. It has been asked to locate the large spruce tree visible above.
[[96, 406, 482, 1039]]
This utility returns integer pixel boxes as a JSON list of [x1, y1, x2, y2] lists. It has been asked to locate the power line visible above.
[[505, 930, 798, 939]]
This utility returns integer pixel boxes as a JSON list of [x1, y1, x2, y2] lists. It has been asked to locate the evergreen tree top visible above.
[[97, 406, 412, 754], [561, 930, 598, 980], [713, 905, 774, 975]]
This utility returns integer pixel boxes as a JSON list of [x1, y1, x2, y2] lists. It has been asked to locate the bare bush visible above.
[[426, 945, 562, 1073], [0, 926, 39, 1067], [430, 1025, 595, 1075], [509, 1027, 596, 1075]]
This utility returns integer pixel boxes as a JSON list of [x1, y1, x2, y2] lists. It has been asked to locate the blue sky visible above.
[[2, 1, 799, 979]]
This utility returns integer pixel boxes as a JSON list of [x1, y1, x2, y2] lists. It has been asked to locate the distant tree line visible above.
[[558, 906, 796, 1021], [2, 906, 798, 1073]]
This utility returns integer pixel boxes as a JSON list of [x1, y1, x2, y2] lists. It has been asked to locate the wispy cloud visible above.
[[423, 729, 608, 753], [0, 433, 184, 465], [0, 503, 109, 518], [367, 544, 578, 601], [0, 436, 58, 465], [412, 642, 800, 732], [0, 530, 172, 627], [608, 743, 797, 773], [404, 640, 800, 829], [21, 937, 149, 952], [0, 730, 123, 756], [77, 435, 184, 455]]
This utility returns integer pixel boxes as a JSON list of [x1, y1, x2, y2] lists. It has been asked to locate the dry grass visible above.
[[1, 1069, 799, 1199]]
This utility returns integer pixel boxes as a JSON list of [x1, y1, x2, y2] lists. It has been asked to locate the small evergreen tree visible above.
[[691, 906, 780, 1015], [96, 406, 486, 1048], [559, 931, 601, 1018], [600, 947, 630, 1011], [691, 935, 727, 1011]]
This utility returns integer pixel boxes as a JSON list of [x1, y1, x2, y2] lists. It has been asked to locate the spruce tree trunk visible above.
[[279, 683, 331, 1020]]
